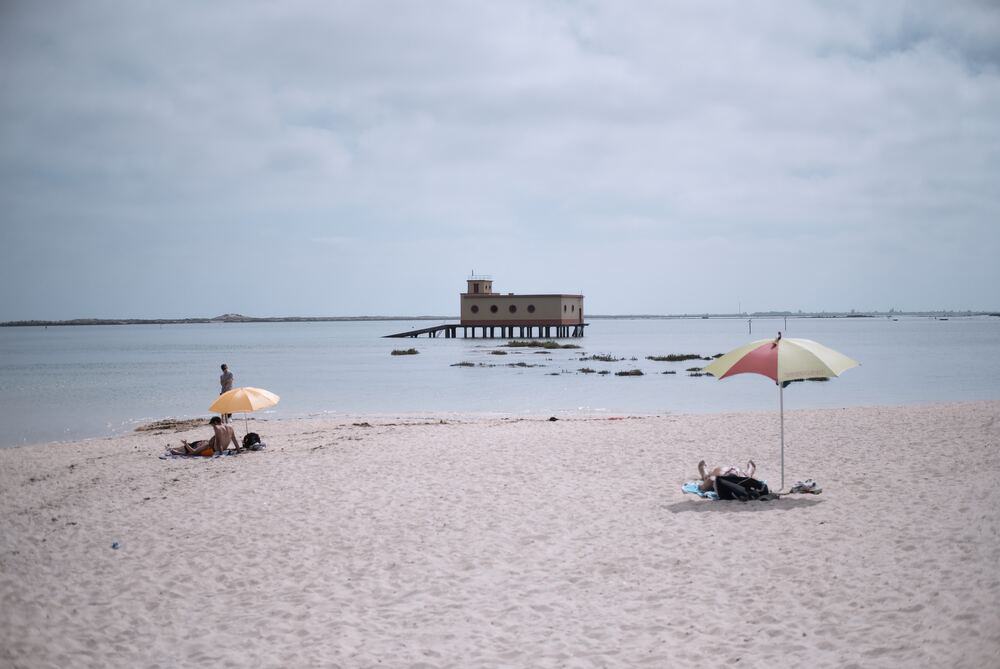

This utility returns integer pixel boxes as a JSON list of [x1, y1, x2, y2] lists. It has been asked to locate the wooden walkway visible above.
[[384, 324, 459, 338], [385, 323, 587, 339]]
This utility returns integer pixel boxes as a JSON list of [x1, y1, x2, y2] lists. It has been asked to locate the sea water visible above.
[[1, 316, 998, 447]]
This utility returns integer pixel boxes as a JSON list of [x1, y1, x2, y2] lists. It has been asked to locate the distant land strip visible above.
[[3, 311, 999, 327], [0, 314, 451, 327]]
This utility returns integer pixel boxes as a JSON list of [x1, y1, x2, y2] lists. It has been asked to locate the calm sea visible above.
[[1, 316, 998, 447]]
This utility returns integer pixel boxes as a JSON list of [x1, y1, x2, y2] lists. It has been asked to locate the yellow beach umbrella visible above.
[[209, 386, 280, 435], [701, 333, 859, 491]]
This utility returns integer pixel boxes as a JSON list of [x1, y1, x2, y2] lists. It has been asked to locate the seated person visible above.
[[166, 417, 240, 456], [209, 415, 240, 455], [697, 459, 755, 492]]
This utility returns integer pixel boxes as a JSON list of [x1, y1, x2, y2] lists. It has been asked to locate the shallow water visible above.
[[1, 316, 998, 446]]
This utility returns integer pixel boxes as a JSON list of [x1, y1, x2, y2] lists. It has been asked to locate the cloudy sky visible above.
[[1, 1, 998, 319]]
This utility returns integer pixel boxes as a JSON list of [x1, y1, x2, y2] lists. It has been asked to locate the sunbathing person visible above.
[[166, 417, 240, 457], [168, 439, 214, 456], [697, 459, 756, 492], [209, 415, 240, 455]]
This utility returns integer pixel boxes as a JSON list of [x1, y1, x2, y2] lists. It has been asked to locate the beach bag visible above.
[[715, 475, 770, 501], [243, 432, 261, 449]]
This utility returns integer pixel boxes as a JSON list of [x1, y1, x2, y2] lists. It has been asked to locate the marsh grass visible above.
[[505, 340, 581, 349], [615, 369, 644, 376], [580, 354, 623, 362], [391, 348, 419, 356], [646, 353, 702, 362]]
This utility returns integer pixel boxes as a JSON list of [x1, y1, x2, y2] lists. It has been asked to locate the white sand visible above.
[[1, 401, 999, 668]]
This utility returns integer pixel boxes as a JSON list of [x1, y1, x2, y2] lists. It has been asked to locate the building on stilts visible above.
[[385, 275, 586, 339], [459, 275, 585, 338]]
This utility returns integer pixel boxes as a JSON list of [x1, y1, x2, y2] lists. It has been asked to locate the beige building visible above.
[[460, 276, 585, 338]]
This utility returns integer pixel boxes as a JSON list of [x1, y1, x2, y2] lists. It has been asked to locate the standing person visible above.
[[219, 363, 234, 423]]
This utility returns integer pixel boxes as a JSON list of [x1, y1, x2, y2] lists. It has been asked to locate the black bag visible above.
[[715, 475, 770, 501], [243, 432, 261, 449]]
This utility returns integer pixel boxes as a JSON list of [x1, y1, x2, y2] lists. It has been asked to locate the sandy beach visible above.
[[1, 401, 998, 668]]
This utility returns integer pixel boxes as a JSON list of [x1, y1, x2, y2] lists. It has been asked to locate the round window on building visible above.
[[471, 305, 479, 313], [563, 305, 567, 312], [490, 305, 498, 313], [509, 305, 517, 313], [527, 305, 535, 313], [571, 305, 575, 312]]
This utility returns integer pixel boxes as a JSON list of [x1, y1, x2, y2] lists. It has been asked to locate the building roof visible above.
[[462, 293, 584, 298]]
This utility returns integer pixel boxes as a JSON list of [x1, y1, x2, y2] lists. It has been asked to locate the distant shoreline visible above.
[[0, 315, 453, 327], [2, 310, 998, 327]]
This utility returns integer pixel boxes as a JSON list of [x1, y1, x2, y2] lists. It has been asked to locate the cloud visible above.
[[1, 0, 998, 318]]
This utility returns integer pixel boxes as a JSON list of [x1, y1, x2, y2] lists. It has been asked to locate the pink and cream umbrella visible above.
[[700, 333, 859, 490]]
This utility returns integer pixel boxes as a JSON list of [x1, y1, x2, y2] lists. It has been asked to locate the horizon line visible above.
[[3, 309, 999, 327]]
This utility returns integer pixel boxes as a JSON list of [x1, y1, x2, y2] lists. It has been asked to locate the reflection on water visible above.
[[1, 316, 998, 446]]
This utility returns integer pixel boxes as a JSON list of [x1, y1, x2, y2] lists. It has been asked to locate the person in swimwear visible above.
[[167, 417, 240, 456], [208, 415, 240, 455], [697, 459, 756, 492], [167, 439, 214, 456]]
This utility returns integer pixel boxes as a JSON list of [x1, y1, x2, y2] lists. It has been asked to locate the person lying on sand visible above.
[[168, 439, 214, 456], [697, 459, 755, 493]]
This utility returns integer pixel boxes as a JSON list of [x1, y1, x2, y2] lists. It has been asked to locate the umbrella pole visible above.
[[779, 382, 785, 491]]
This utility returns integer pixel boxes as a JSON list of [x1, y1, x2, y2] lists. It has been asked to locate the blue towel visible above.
[[682, 481, 718, 500]]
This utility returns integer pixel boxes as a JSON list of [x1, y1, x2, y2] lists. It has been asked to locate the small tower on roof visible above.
[[466, 274, 493, 295]]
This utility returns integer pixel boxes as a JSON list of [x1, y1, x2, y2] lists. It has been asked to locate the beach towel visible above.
[[682, 478, 773, 501], [159, 452, 214, 460], [159, 445, 265, 459], [682, 481, 719, 500]]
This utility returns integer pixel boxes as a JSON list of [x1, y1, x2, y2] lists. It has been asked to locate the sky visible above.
[[1, 1, 999, 319]]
